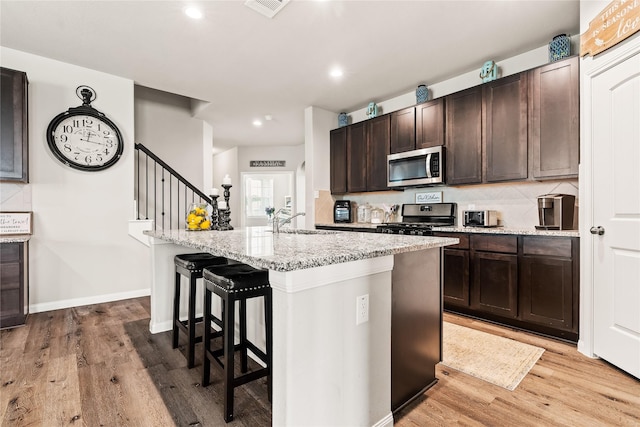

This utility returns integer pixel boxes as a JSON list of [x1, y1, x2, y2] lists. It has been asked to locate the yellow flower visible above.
[[200, 220, 211, 229], [187, 223, 199, 230], [187, 213, 198, 223]]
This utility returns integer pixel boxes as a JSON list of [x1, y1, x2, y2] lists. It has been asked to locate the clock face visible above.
[[47, 109, 123, 171]]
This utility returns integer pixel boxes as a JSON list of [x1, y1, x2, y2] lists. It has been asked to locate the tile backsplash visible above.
[[325, 179, 579, 229]]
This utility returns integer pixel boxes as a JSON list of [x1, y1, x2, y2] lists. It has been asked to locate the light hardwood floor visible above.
[[1, 298, 639, 426]]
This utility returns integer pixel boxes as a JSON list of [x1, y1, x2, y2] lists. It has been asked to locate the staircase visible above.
[[129, 143, 212, 245]]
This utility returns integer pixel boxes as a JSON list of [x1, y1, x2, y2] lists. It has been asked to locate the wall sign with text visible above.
[[0, 212, 33, 235], [415, 192, 443, 204], [581, 0, 640, 57], [249, 160, 286, 167]]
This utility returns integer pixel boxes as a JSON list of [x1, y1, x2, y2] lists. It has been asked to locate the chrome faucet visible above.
[[272, 208, 306, 233]]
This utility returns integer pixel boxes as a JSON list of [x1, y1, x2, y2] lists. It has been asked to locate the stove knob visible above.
[[417, 230, 424, 236]]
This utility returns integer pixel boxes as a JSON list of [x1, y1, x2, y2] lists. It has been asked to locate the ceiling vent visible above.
[[244, 0, 290, 18]]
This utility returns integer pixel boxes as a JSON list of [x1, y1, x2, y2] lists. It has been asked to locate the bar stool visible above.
[[173, 253, 228, 368], [202, 263, 272, 423]]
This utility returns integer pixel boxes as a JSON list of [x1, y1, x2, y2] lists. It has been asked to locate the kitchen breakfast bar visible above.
[[145, 227, 457, 426]]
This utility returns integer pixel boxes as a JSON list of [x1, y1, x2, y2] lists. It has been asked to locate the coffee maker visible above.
[[536, 194, 576, 230]]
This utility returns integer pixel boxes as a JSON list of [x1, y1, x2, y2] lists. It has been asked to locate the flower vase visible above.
[[186, 202, 211, 231]]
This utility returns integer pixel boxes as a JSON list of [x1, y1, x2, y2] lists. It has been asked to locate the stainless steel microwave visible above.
[[387, 146, 444, 188]]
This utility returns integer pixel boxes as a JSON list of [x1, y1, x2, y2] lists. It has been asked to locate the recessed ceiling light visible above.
[[184, 7, 203, 19], [329, 67, 343, 78], [253, 120, 263, 127]]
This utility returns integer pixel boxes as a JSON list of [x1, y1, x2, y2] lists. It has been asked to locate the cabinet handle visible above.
[[590, 226, 605, 235]]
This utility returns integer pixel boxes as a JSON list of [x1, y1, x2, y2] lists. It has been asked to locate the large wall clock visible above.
[[46, 86, 123, 171]]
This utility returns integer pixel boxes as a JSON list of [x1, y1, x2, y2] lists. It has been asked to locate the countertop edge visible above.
[[145, 229, 458, 272], [315, 223, 579, 237]]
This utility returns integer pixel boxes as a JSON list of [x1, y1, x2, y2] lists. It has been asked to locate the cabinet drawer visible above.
[[522, 237, 572, 258], [434, 232, 469, 249], [470, 234, 517, 253], [0, 243, 21, 263]]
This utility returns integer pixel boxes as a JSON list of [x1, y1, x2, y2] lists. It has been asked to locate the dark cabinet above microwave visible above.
[[390, 98, 445, 155]]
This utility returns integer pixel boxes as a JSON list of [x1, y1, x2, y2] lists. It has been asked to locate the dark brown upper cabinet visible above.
[[483, 73, 528, 182], [330, 127, 348, 194], [445, 86, 483, 185], [1, 67, 28, 183], [529, 56, 579, 179], [390, 99, 445, 154], [347, 121, 368, 193], [390, 107, 415, 154], [331, 114, 391, 194], [416, 98, 445, 149], [366, 114, 391, 192]]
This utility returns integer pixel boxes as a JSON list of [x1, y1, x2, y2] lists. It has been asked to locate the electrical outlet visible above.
[[356, 294, 369, 325]]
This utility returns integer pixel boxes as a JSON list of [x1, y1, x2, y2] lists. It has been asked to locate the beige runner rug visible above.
[[442, 322, 545, 391]]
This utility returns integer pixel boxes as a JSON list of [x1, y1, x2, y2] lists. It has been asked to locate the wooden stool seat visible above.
[[202, 263, 272, 423], [173, 252, 227, 368]]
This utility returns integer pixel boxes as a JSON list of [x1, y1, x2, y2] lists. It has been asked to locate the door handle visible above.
[[590, 226, 605, 235], [425, 153, 432, 178]]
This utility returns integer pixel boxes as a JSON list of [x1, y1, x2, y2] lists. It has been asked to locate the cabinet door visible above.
[[367, 115, 390, 192], [520, 256, 574, 331], [390, 107, 415, 154], [0, 67, 28, 183], [446, 86, 482, 185], [443, 248, 470, 307], [347, 122, 367, 193], [483, 73, 528, 182], [416, 98, 444, 149], [471, 251, 518, 318], [330, 128, 348, 194], [530, 56, 579, 179], [520, 236, 576, 332], [0, 242, 27, 329]]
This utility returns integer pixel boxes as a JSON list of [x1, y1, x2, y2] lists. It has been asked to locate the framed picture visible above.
[[0, 211, 33, 235]]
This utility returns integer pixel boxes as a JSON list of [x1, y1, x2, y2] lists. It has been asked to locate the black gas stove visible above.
[[376, 203, 457, 235]]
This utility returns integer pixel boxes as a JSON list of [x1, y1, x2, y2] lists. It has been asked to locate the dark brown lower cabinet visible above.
[[437, 232, 470, 308], [0, 241, 29, 329], [519, 236, 577, 333], [436, 232, 579, 342], [443, 249, 470, 307], [471, 251, 518, 318]]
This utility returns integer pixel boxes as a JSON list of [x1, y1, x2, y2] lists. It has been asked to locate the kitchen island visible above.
[[145, 227, 457, 426]]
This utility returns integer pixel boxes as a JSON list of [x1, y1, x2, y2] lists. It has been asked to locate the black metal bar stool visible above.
[[202, 263, 272, 423], [173, 253, 227, 368]]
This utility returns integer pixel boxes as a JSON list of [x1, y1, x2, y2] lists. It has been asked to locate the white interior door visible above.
[[591, 51, 640, 379]]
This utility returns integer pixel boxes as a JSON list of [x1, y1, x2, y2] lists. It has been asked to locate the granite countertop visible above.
[[315, 223, 579, 237], [0, 235, 31, 243], [145, 227, 458, 272], [433, 226, 580, 237]]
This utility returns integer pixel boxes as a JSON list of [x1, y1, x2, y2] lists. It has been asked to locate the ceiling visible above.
[[0, 1, 580, 151]]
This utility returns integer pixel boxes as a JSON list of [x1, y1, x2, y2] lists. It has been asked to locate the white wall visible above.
[[134, 86, 204, 187], [304, 106, 336, 227], [0, 47, 149, 312]]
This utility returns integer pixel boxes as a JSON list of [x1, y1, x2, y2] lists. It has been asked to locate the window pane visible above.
[[245, 176, 274, 217]]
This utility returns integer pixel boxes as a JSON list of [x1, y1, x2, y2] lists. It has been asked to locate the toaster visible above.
[[463, 210, 499, 227]]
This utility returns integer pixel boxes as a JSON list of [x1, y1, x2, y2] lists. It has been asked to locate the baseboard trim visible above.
[[29, 288, 150, 314], [373, 412, 394, 427]]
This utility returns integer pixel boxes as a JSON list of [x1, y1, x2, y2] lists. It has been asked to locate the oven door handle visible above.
[[425, 153, 432, 178]]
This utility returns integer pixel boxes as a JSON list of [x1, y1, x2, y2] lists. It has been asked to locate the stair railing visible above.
[[134, 143, 211, 231]]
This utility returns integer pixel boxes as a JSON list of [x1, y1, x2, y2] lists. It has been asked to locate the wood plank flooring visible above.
[[1, 298, 639, 426], [395, 312, 640, 427]]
